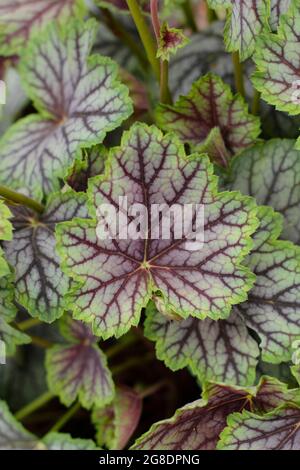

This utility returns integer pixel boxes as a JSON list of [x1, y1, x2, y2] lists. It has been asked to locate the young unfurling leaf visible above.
[[156, 74, 260, 166], [0, 20, 132, 199], [207, 1, 270, 60], [132, 377, 297, 450], [157, 23, 189, 62], [3, 191, 88, 323], [46, 315, 114, 409], [0, 0, 86, 55], [57, 123, 258, 339]]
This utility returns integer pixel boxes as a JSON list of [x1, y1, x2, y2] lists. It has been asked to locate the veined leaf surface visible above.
[[3, 191, 88, 322], [132, 377, 297, 450], [57, 123, 258, 339], [0, 0, 86, 55], [46, 315, 114, 408], [0, 20, 132, 199]]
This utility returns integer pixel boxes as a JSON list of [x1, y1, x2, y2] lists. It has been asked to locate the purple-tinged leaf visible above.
[[253, 0, 300, 141], [0, 399, 98, 449], [218, 407, 300, 450], [57, 123, 258, 339], [156, 74, 260, 166], [93, 386, 142, 449], [145, 301, 259, 386], [132, 377, 297, 450], [270, 0, 292, 30], [231, 204, 300, 363], [3, 191, 88, 323], [208, 1, 270, 60], [0, 0, 86, 55], [67, 146, 107, 193], [157, 23, 189, 62], [229, 139, 300, 244], [46, 315, 114, 408], [0, 19, 133, 199]]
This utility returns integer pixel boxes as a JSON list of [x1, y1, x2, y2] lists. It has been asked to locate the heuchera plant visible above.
[[1, 0, 300, 452]]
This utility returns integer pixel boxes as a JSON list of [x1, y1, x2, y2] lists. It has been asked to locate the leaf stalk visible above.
[[15, 391, 55, 421], [0, 185, 44, 214]]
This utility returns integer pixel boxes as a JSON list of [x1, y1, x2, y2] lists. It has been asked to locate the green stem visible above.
[[252, 89, 261, 116], [0, 185, 44, 214], [150, 0, 172, 104], [48, 402, 81, 433], [105, 333, 138, 359], [160, 60, 172, 105], [15, 391, 55, 421], [232, 51, 245, 98], [126, 0, 160, 80], [139, 380, 167, 399], [181, 0, 197, 31], [17, 318, 41, 331], [99, 8, 147, 69], [29, 335, 52, 349], [111, 352, 154, 376]]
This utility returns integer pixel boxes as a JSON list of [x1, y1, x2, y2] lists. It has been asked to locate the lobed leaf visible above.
[[57, 123, 258, 339], [145, 301, 259, 386], [218, 407, 300, 450], [46, 315, 114, 408], [229, 139, 300, 244], [0, 20, 133, 199], [3, 191, 88, 323], [253, 0, 300, 140], [207, 1, 270, 60], [132, 377, 297, 450], [0, 0, 86, 55], [232, 205, 300, 363], [156, 73, 260, 166]]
